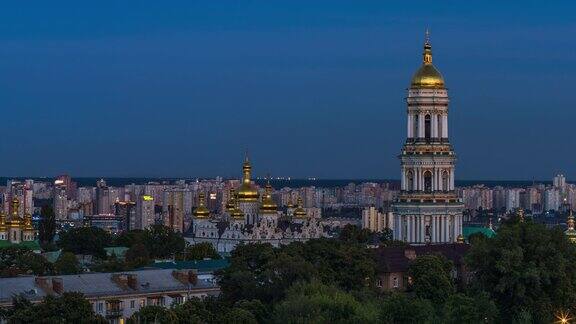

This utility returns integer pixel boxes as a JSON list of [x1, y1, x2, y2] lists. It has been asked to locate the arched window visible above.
[[424, 171, 432, 192], [442, 171, 449, 191], [406, 171, 414, 191], [424, 115, 431, 140]]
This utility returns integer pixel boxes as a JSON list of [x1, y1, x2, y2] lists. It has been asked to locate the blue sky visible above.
[[0, 1, 574, 179]]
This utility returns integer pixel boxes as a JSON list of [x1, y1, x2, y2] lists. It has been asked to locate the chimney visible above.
[[404, 249, 417, 260], [127, 274, 138, 290], [111, 274, 129, 289], [172, 270, 188, 284], [35, 277, 52, 293], [52, 278, 64, 294], [188, 270, 198, 286]]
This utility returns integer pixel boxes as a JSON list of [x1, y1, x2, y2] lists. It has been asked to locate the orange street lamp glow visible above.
[[555, 310, 571, 324]]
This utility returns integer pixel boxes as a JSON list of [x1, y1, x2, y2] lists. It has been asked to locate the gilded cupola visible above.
[[410, 30, 445, 89], [260, 180, 277, 214], [193, 192, 210, 219], [237, 156, 259, 202], [8, 198, 22, 228], [293, 197, 307, 219]]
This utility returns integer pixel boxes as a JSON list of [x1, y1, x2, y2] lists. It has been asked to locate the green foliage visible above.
[[0, 246, 53, 277], [272, 281, 380, 324], [57, 227, 112, 257], [407, 254, 454, 304], [125, 243, 150, 268], [339, 224, 373, 243], [380, 293, 437, 324], [179, 242, 221, 261], [54, 251, 81, 275], [6, 292, 105, 323], [38, 205, 56, 244], [128, 305, 178, 323], [142, 225, 186, 259], [442, 293, 498, 324], [465, 220, 576, 322]]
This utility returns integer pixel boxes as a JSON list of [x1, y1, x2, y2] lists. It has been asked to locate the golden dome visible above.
[[237, 156, 259, 202], [293, 197, 307, 219], [260, 181, 277, 214], [456, 234, 465, 244], [230, 200, 245, 220], [8, 198, 22, 228], [193, 192, 210, 219], [410, 32, 445, 89]]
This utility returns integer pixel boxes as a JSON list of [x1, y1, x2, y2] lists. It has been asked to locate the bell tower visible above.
[[392, 32, 464, 244]]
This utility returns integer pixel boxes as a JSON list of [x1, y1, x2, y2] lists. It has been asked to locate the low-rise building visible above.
[[0, 268, 220, 323]]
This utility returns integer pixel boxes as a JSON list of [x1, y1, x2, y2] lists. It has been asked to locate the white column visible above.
[[420, 217, 425, 244], [444, 216, 449, 242], [432, 169, 436, 192], [450, 170, 455, 190], [433, 216, 438, 243], [407, 114, 411, 138], [442, 114, 448, 138]]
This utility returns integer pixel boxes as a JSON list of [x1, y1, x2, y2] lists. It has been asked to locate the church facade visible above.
[[189, 157, 326, 252], [392, 33, 464, 244], [0, 198, 39, 251]]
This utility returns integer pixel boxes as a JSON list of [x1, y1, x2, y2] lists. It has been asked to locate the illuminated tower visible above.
[[236, 156, 260, 225], [259, 179, 278, 226], [392, 31, 464, 244]]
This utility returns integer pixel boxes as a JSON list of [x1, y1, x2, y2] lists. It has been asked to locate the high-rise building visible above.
[[392, 32, 464, 244], [553, 174, 566, 190], [163, 188, 192, 233], [362, 206, 392, 233], [135, 195, 155, 230]]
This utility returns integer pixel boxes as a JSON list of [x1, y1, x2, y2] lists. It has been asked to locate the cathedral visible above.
[[392, 32, 464, 244], [189, 157, 326, 252], [0, 197, 39, 250]]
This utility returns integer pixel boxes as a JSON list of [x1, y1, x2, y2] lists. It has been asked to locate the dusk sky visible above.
[[0, 1, 574, 180]]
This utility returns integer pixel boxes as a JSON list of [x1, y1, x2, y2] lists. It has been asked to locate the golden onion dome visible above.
[[293, 197, 307, 219], [8, 198, 22, 228], [260, 182, 278, 214], [456, 234, 465, 244], [193, 192, 210, 219], [237, 156, 259, 202], [230, 201, 245, 220], [410, 31, 445, 89]]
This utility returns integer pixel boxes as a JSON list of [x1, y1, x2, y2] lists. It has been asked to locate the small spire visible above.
[[422, 29, 432, 65]]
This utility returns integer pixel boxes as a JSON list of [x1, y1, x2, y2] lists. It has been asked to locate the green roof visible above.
[[463, 226, 496, 241], [0, 240, 41, 251], [104, 246, 129, 259], [42, 250, 63, 263], [144, 259, 230, 272]]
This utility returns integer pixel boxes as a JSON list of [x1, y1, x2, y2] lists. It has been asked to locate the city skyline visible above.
[[0, 1, 575, 179]]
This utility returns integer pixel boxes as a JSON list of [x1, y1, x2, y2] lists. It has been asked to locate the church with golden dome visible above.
[[391, 31, 464, 244], [189, 156, 326, 252], [0, 198, 39, 251]]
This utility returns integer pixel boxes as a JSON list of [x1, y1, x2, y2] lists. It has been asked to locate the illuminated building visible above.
[[392, 32, 464, 244], [190, 157, 326, 252], [135, 195, 155, 230], [0, 198, 39, 251]]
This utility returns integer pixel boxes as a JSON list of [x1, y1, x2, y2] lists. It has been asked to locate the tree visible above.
[[465, 220, 576, 322], [54, 252, 81, 275], [142, 225, 186, 259], [0, 247, 53, 277], [219, 243, 315, 304], [407, 254, 455, 304], [38, 205, 56, 244], [128, 305, 178, 323], [339, 224, 373, 243], [125, 243, 150, 268], [442, 293, 498, 324], [380, 293, 437, 324], [7, 292, 105, 323], [272, 281, 379, 324], [180, 242, 221, 261], [57, 227, 112, 257]]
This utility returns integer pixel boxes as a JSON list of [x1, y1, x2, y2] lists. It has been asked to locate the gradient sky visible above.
[[0, 1, 574, 180]]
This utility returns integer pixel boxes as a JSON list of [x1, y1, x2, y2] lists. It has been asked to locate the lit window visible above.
[[393, 277, 399, 288], [130, 300, 135, 308]]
